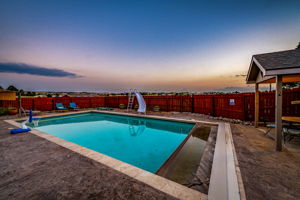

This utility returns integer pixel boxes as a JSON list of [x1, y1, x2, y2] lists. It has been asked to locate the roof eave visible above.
[[246, 56, 267, 83], [265, 67, 300, 76], [252, 57, 266, 76]]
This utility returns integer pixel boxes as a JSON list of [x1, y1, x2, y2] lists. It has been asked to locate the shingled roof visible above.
[[246, 48, 300, 83], [253, 49, 300, 70]]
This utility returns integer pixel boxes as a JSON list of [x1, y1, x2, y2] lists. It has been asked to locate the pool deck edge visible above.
[[4, 112, 208, 200], [208, 123, 247, 200], [5, 110, 246, 200]]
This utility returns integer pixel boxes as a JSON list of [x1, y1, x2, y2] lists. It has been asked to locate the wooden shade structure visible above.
[[246, 48, 300, 151], [0, 89, 16, 101]]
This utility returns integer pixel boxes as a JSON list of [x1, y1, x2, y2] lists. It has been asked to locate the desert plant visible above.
[[153, 106, 160, 112], [119, 103, 126, 109], [0, 108, 6, 115]]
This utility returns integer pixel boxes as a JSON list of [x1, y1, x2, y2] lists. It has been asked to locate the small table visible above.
[[291, 100, 300, 105], [282, 116, 300, 123]]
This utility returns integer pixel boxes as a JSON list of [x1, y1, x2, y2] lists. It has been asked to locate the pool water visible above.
[[32, 113, 195, 173]]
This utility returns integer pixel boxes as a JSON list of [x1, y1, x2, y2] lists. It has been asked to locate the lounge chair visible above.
[[69, 102, 80, 110], [56, 103, 68, 111]]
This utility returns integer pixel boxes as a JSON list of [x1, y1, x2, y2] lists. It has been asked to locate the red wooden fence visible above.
[[1, 88, 300, 122]]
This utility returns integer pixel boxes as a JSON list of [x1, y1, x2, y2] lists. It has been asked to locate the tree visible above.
[[46, 93, 52, 97], [283, 82, 300, 89], [297, 42, 300, 49], [0, 85, 3, 90], [19, 89, 24, 96], [7, 85, 18, 91]]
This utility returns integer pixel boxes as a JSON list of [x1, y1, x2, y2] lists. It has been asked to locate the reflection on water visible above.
[[127, 119, 146, 136]]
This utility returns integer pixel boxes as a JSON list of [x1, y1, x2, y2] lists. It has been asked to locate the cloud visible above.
[[0, 62, 81, 78], [235, 74, 247, 77]]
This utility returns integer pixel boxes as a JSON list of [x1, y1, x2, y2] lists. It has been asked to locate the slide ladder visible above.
[[127, 89, 146, 114], [127, 90, 135, 111], [127, 119, 146, 136]]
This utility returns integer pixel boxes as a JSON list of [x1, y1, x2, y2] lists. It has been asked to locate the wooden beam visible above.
[[275, 75, 283, 151], [254, 83, 259, 128], [258, 74, 300, 84]]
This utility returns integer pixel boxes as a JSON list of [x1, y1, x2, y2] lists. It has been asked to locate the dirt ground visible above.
[[231, 124, 300, 200], [1, 110, 300, 200]]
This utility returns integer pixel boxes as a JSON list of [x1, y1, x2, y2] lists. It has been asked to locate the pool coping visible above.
[[155, 123, 199, 175], [5, 110, 246, 200]]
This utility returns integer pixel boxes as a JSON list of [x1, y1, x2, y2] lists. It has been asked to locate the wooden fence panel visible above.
[[193, 95, 214, 115], [34, 98, 53, 111], [244, 94, 254, 121], [1, 88, 300, 121], [213, 94, 245, 120]]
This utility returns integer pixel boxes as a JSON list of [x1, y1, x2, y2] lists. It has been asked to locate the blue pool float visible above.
[[10, 128, 31, 134]]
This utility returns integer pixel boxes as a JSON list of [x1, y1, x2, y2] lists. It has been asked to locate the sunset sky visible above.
[[0, 0, 300, 92]]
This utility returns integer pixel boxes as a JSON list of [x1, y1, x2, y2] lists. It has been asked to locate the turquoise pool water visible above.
[[32, 112, 195, 173]]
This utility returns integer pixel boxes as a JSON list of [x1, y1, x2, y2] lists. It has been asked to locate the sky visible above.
[[0, 0, 299, 93]]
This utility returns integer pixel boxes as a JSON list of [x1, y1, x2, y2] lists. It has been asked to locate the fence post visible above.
[[180, 96, 183, 112], [52, 98, 55, 110], [241, 94, 245, 121], [212, 96, 216, 117], [32, 98, 35, 110], [191, 95, 194, 113]]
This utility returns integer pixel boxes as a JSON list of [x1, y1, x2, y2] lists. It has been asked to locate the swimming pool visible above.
[[31, 112, 195, 173]]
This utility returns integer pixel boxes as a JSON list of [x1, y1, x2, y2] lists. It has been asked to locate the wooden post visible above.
[[255, 83, 259, 127], [275, 75, 283, 151]]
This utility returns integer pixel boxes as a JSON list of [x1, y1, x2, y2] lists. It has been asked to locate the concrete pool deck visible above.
[[1, 110, 299, 199]]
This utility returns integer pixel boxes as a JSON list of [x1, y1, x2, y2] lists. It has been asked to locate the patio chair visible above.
[[55, 103, 68, 111], [265, 124, 276, 136], [283, 127, 300, 142], [69, 102, 80, 110], [264, 122, 289, 136]]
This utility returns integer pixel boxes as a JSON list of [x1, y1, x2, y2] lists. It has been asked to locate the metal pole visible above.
[[18, 92, 21, 117]]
